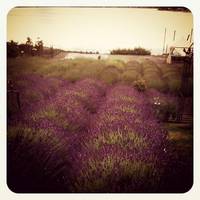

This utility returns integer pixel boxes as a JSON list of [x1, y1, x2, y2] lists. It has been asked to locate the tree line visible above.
[[7, 37, 61, 58], [110, 47, 151, 55]]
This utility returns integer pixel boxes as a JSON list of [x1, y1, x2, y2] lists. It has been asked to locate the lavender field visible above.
[[7, 56, 193, 193]]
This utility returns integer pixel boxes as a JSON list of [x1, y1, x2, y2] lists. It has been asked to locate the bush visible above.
[[121, 70, 139, 84], [125, 61, 143, 74], [106, 59, 126, 71], [168, 79, 181, 93], [133, 79, 147, 92], [7, 41, 19, 58], [99, 66, 121, 84], [145, 77, 167, 92], [142, 60, 158, 71]]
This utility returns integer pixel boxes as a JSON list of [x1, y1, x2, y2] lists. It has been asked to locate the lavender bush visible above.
[[8, 76, 107, 192], [70, 85, 168, 192]]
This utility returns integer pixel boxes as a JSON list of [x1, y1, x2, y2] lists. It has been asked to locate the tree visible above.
[[25, 37, 33, 55], [7, 40, 19, 58], [35, 37, 44, 56]]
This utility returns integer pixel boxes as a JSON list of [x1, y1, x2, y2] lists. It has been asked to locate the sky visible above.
[[7, 7, 193, 54]]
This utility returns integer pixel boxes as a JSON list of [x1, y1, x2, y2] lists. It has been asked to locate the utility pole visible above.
[[190, 28, 193, 43], [162, 28, 167, 54], [173, 30, 176, 41], [187, 34, 190, 41]]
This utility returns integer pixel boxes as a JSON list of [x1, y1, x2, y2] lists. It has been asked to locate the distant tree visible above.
[[35, 37, 44, 56], [7, 37, 48, 57], [25, 37, 33, 55], [7, 40, 19, 58], [132, 47, 151, 55], [26, 37, 32, 46], [110, 47, 151, 55]]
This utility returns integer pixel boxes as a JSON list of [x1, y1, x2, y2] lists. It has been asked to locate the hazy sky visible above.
[[7, 7, 193, 54]]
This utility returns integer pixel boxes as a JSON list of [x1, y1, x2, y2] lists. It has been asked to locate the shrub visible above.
[[133, 79, 147, 92], [99, 66, 121, 84], [70, 85, 168, 192], [7, 41, 19, 58], [121, 69, 139, 84], [168, 79, 181, 93], [144, 77, 167, 93], [62, 68, 82, 82], [125, 61, 143, 74], [106, 59, 126, 71]]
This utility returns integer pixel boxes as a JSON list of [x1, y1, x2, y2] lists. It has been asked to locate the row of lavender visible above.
[[69, 85, 168, 192], [8, 75, 170, 192], [7, 76, 106, 191]]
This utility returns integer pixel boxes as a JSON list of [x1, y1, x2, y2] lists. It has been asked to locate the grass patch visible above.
[[86, 129, 148, 150]]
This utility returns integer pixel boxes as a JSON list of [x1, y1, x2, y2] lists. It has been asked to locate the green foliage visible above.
[[121, 69, 139, 84], [134, 79, 147, 92], [74, 155, 158, 192], [118, 105, 136, 114], [106, 59, 126, 71], [7, 40, 19, 58], [119, 160, 155, 179], [118, 95, 137, 103], [125, 60, 143, 73], [86, 129, 147, 151], [74, 156, 114, 192], [24, 90, 43, 102], [7, 38, 61, 58], [168, 79, 181, 93], [142, 59, 156, 67], [145, 77, 167, 92], [31, 107, 59, 121], [7, 125, 56, 146], [99, 66, 121, 84]]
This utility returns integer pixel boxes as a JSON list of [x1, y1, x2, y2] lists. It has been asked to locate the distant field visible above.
[[7, 55, 184, 93]]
